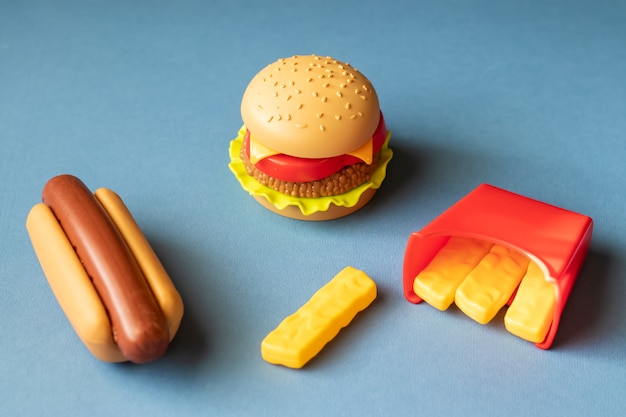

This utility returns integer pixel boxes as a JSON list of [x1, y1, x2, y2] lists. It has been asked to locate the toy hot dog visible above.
[[26, 174, 184, 363]]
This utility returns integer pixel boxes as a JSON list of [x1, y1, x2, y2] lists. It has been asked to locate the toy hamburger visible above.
[[228, 54, 392, 221]]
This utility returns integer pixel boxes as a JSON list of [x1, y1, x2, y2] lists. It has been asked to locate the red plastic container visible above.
[[403, 184, 593, 349]]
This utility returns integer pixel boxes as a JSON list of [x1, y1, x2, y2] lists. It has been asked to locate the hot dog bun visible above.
[[26, 175, 183, 363], [27, 203, 126, 362]]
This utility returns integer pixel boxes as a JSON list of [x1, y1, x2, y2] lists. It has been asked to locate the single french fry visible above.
[[261, 266, 376, 368], [455, 244, 530, 324], [505, 260, 555, 343]]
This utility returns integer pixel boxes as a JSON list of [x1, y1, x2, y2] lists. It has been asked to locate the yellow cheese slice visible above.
[[249, 131, 374, 165], [455, 245, 530, 324], [505, 260, 555, 343], [346, 136, 373, 164], [248, 132, 281, 164]]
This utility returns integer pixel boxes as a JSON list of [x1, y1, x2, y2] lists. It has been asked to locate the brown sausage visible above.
[[42, 175, 169, 363]]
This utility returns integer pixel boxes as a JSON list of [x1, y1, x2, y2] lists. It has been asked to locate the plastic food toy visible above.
[[403, 184, 593, 349], [261, 266, 377, 368], [26, 175, 184, 363], [229, 54, 392, 221]]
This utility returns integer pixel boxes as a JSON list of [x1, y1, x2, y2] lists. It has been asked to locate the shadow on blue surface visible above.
[[551, 248, 615, 352]]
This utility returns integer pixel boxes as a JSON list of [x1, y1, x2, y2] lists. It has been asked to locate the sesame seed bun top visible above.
[[240, 55, 381, 159]]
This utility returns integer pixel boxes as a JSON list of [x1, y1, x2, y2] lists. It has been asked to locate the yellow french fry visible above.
[[505, 260, 555, 343], [455, 245, 529, 324], [261, 266, 376, 368]]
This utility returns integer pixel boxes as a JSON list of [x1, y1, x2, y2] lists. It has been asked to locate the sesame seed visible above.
[[320, 124, 326, 131], [345, 102, 351, 109]]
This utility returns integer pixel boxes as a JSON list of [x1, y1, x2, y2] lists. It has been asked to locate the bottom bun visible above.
[[252, 188, 377, 221]]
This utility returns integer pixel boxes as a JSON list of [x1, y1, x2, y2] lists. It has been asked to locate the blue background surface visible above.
[[1, 1, 625, 415]]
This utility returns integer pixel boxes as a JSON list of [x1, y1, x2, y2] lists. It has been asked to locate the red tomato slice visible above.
[[246, 112, 387, 182]]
